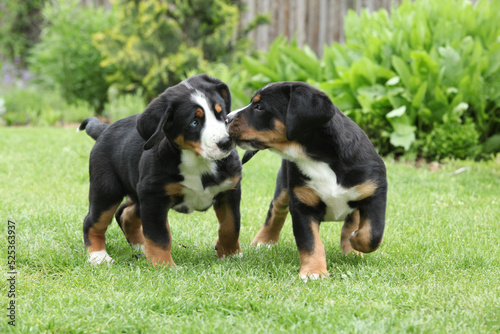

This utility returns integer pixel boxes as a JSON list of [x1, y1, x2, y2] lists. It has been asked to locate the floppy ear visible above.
[[136, 96, 172, 150], [142, 110, 170, 150], [285, 85, 336, 140], [217, 82, 231, 112]]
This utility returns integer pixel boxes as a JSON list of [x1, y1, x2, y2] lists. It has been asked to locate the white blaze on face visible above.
[[191, 90, 230, 160]]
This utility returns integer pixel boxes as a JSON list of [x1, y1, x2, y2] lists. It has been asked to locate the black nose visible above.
[[217, 137, 233, 151]]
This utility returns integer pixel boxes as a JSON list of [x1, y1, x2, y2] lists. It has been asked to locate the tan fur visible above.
[[196, 108, 204, 118], [164, 182, 184, 197], [293, 186, 321, 207], [120, 202, 144, 246], [175, 134, 203, 155], [349, 216, 381, 253], [298, 221, 329, 278], [340, 210, 361, 256], [355, 180, 378, 201], [214, 202, 240, 257], [144, 229, 175, 267], [87, 204, 120, 253], [251, 189, 289, 245]]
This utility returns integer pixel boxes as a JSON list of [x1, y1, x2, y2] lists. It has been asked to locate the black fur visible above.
[[227, 81, 387, 277], [78, 117, 108, 140], [80, 74, 242, 266]]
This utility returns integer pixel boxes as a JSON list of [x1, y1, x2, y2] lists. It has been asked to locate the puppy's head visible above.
[[136, 74, 234, 160], [226, 82, 336, 154]]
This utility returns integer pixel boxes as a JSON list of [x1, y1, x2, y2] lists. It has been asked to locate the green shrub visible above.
[[237, 0, 500, 160], [1, 86, 93, 126], [93, 0, 267, 101], [28, 0, 114, 113], [0, 0, 45, 65], [104, 89, 146, 122]]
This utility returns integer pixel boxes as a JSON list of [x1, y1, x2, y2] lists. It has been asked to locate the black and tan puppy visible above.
[[226, 82, 387, 279], [78, 74, 242, 267]]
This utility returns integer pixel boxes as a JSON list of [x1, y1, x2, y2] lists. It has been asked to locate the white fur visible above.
[[182, 81, 193, 90], [229, 103, 250, 117], [131, 244, 145, 254], [191, 90, 230, 160], [88, 250, 114, 265], [274, 146, 361, 222], [300, 273, 320, 282], [173, 150, 234, 213]]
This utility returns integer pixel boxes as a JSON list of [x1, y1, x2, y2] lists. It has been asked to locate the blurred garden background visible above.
[[1, 0, 499, 161]]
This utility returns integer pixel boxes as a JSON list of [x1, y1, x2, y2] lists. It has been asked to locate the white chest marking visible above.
[[174, 151, 233, 213], [277, 147, 362, 222]]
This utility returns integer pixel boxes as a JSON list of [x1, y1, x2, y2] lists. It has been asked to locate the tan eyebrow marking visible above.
[[196, 108, 204, 118], [215, 104, 222, 113]]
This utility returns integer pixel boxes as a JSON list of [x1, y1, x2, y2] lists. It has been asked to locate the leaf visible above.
[[386, 76, 400, 86], [412, 82, 427, 108], [392, 55, 412, 90], [242, 57, 280, 82], [390, 131, 415, 151], [483, 134, 500, 154], [386, 105, 406, 118], [452, 102, 469, 115]]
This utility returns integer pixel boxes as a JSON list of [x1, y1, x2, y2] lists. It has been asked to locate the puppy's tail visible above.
[[77, 117, 108, 140]]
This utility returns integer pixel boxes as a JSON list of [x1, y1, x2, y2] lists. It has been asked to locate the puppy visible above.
[[226, 82, 387, 279], [78, 74, 242, 266]]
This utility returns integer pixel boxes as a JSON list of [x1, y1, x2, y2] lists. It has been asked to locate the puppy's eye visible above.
[[254, 104, 263, 111], [189, 120, 199, 128]]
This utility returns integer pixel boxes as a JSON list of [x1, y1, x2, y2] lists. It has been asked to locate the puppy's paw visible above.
[[299, 272, 329, 283], [255, 242, 273, 249], [88, 250, 114, 265]]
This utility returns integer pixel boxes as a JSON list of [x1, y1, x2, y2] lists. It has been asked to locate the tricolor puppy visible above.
[[226, 82, 387, 280], [78, 74, 242, 267]]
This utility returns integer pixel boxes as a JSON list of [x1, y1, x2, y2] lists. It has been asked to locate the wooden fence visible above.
[[81, 0, 403, 56], [241, 0, 402, 56]]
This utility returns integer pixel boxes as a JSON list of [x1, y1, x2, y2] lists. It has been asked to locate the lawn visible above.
[[1, 127, 499, 333]]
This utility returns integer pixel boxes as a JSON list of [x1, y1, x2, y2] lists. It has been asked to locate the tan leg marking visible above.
[[293, 185, 321, 207], [87, 204, 120, 254], [355, 180, 378, 201], [143, 218, 175, 267], [165, 182, 184, 196], [298, 221, 329, 278], [341, 210, 362, 256], [251, 189, 289, 245], [120, 203, 144, 246], [144, 237, 175, 267], [214, 201, 241, 257], [350, 215, 380, 253]]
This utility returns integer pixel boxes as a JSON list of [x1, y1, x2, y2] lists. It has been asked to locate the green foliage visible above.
[[0, 0, 45, 65], [1, 85, 93, 126], [236, 0, 500, 160], [28, 0, 114, 113], [104, 88, 146, 121], [94, 0, 266, 101]]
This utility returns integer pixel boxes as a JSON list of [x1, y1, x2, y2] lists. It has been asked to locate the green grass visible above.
[[1, 127, 499, 333]]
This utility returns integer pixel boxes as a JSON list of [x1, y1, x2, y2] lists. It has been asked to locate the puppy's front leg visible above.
[[139, 195, 175, 267], [290, 187, 329, 280], [213, 185, 241, 258]]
